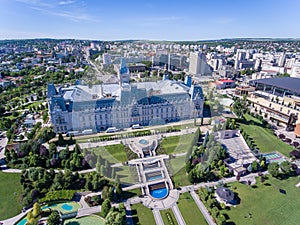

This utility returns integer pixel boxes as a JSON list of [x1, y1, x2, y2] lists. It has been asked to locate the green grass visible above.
[[105, 144, 127, 162], [222, 176, 300, 225], [160, 208, 178, 225], [43, 202, 80, 215], [177, 192, 208, 225], [90, 146, 122, 164], [0, 172, 23, 220], [169, 155, 186, 176], [131, 203, 155, 225], [63, 215, 105, 225], [115, 166, 135, 184], [238, 114, 294, 156], [161, 132, 198, 154], [172, 167, 191, 187]]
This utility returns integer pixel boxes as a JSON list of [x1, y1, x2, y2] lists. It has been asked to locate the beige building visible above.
[[188, 52, 212, 76], [248, 77, 300, 135]]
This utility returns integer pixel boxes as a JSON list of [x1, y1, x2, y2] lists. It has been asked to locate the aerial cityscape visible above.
[[0, 1, 300, 225]]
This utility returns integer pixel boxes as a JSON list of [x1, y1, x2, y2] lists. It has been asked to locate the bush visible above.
[[39, 190, 76, 203]]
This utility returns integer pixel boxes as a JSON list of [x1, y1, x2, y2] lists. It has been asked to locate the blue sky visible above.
[[1, 0, 300, 40]]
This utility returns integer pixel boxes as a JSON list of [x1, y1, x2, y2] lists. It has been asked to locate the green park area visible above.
[[105, 144, 128, 162], [89, 144, 135, 184], [177, 192, 207, 225], [90, 144, 126, 164], [169, 155, 191, 187], [222, 176, 300, 225], [63, 215, 105, 225], [160, 208, 178, 225], [0, 172, 23, 220], [172, 167, 191, 187], [238, 114, 294, 156], [161, 131, 199, 155], [131, 203, 155, 225]]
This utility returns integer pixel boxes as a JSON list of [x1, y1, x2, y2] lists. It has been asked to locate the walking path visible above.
[[153, 209, 164, 225], [1, 208, 32, 225], [190, 190, 216, 225], [77, 206, 101, 218], [171, 204, 186, 225]]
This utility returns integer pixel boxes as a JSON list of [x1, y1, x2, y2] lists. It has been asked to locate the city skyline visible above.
[[1, 0, 300, 40]]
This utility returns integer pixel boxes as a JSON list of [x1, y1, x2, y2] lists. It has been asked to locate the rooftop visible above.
[[216, 187, 235, 202], [250, 77, 300, 94]]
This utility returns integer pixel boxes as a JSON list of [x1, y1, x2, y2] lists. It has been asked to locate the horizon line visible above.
[[1, 37, 300, 42]]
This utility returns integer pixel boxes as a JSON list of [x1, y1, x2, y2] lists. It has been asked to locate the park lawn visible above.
[[105, 144, 127, 162], [115, 166, 135, 185], [131, 203, 155, 225], [172, 167, 191, 187], [0, 172, 23, 220], [223, 176, 300, 225], [169, 155, 186, 177], [160, 208, 178, 225], [90, 145, 124, 164], [162, 132, 198, 154], [177, 192, 208, 225], [238, 114, 294, 156]]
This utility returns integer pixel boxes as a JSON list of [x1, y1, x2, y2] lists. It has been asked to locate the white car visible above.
[[106, 127, 117, 133], [132, 124, 143, 129]]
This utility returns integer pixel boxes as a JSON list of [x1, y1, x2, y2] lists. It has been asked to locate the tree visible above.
[[251, 161, 259, 172], [260, 159, 266, 170], [102, 186, 109, 200], [47, 211, 60, 225], [108, 186, 114, 201], [116, 183, 123, 200], [32, 202, 41, 218], [105, 210, 126, 225], [232, 95, 247, 118], [280, 161, 291, 175], [102, 199, 111, 217], [58, 133, 64, 146], [26, 211, 35, 224], [268, 162, 279, 177], [49, 143, 57, 157], [217, 214, 226, 225], [96, 162, 101, 173]]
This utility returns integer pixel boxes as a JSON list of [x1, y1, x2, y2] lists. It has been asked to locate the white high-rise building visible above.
[[278, 53, 286, 67], [291, 62, 300, 78], [188, 52, 212, 76]]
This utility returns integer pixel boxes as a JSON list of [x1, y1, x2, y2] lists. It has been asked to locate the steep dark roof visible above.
[[250, 77, 300, 95], [216, 187, 235, 202]]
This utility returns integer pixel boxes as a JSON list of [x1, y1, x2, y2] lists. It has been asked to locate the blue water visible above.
[[61, 203, 73, 211], [17, 218, 27, 225], [150, 188, 168, 199], [139, 139, 149, 145], [147, 175, 163, 181]]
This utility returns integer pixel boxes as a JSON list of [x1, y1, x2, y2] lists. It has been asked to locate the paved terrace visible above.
[[217, 134, 257, 167]]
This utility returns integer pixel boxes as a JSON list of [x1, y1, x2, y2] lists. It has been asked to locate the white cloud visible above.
[[28, 6, 100, 22], [154, 16, 183, 22], [58, 0, 76, 5], [16, 0, 100, 23]]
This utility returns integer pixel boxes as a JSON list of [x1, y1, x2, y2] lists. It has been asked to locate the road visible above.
[[190, 190, 216, 225], [171, 205, 186, 225]]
